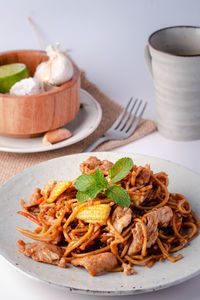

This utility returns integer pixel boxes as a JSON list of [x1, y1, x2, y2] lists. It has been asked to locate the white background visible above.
[[0, 0, 200, 299]]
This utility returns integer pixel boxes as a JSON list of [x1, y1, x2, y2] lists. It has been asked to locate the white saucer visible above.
[[0, 89, 102, 153]]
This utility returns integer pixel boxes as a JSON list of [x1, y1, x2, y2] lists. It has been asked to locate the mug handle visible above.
[[144, 44, 153, 78]]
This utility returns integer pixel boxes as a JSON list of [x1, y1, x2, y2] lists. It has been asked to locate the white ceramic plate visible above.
[[0, 152, 199, 295], [0, 89, 102, 153]]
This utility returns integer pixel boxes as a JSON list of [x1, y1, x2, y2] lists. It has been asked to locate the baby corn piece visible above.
[[76, 204, 111, 225], [47, 181, 71, 203]]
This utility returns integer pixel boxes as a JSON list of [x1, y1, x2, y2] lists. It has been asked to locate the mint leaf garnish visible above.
[[76, 190, 90, 202], [105, 185, 131, 207], [75, 173, 96, 192], [93, 169, 109, 188], [75, 158, 133, 207], [75, 169, 108, 202], [86, 184, 105, 199], [109, 157, 133, 183]]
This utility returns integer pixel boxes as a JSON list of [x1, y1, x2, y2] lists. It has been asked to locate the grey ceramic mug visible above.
[[145, 26, 200, 141]]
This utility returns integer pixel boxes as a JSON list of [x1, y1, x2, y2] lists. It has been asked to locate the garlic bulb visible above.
[[10, 78, 45, 96], [34, 43, 74, 85]]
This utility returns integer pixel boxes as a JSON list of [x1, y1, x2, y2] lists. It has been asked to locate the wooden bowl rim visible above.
[[0, 49, 80, 99]]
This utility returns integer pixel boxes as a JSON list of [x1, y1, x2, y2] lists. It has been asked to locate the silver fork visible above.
[[82, 98, 147, 152]]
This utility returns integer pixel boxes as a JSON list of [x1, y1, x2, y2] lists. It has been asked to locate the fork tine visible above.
[[109, 97, 133, 130], [118, 99, 138, 130], [123, 99, 143, 132], [125, 101, 147, 136]]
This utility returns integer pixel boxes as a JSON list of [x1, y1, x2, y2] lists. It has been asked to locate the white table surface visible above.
[[0, 1, 200, 298], [0, 132, 200, 300]]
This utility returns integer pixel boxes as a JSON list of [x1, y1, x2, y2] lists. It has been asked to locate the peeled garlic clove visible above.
[[10, 78, 44, 95], [34, 61, 50, 83], [42, 128, 72, 146]]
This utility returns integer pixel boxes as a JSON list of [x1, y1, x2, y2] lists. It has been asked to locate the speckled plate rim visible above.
[[0, 89, 102, 153], [0, 152, 199, 296]]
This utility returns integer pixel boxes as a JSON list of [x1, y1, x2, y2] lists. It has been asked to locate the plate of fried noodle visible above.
[[0, 152, 199, 295]]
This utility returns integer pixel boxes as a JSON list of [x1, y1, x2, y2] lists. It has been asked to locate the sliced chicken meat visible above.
[[24, 188, 42, 209], [128, 206, 173, 255], [122, 263, 136, 275], [71, 252, 118, 276], [80, 156, 113, 174], [135, 164, 151, 185], [111, 206, 132, 234], [41, 180, 57, 200], [145, 205, 173, 228], [130, 188, 154, 206], [17, 240, 67, 268], [128, 221, 144, 255], [100, 160, 114, 172]]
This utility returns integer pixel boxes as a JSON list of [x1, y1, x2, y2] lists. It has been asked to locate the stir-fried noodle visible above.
[[16, 157, 200, 276]]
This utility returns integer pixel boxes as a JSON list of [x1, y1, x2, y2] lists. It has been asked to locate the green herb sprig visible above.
[[75, 157, 133, 207]]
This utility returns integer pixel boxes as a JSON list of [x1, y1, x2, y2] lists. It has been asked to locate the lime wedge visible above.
[[0, 63, 29, 93]]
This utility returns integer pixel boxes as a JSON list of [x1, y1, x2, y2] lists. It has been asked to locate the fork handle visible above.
[[82, 136, 110, 152]]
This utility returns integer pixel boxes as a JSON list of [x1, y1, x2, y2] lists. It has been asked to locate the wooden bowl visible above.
[[0, 50, 80, 138]]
